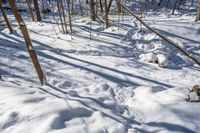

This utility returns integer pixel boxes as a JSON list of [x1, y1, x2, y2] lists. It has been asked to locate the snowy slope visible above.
[[1, 6, 200, 133]]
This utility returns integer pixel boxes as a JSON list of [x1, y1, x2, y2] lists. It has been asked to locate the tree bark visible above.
[[195, 5, 200, 22], [177, 0, 183, 9], [66, 0, 73, 33], [172, 0, 179, 14], [26, 0, 35, 21], [8, 0, 45, 85], [90, 0, 96, 21], [60, 0, 68, 33], [99, 0, 103, 14], [0, 0, 13, 34], [104, 0, 109, 28], [56, 0, 65, 33], [71, 0, 74, 15], [33, 0, 42, 21], [79, 0, 83, 16], [117, 0, 122, 13], [107, 0, 113, 13]]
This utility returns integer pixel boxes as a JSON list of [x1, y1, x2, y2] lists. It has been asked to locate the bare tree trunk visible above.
[[57, 0, 65, 33], [117, 0, 122, 13], [60, 0, 68, 33], [33, 0, 42, 21], [172, 0, 179, 14], [71, 0, 74, 15], [8, 0, 45, 85], [195, 5, 200, 21], [0, 0, 13, 34], [41, 0, 46, 18], [177, 0, 183, 9], [107, 0, 113, 13], [66, 0, 73, 33], [26, 0, 35, 21], [95, 0, 98, 16], [90, 0, 96, 21], [79, 0, 83, 16], [191, 0, 194, 6], [104, 0, 109, 28], [99, 0, 103, 14], [158, 0, 163, 6], [85, 0, 88, 4], [166, 0, 170, 7]]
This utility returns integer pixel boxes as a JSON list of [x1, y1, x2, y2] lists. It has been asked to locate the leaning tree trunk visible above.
[[8, 0, 45, 85], [33, 0, 42, 21], [0, 0, 13, 33]]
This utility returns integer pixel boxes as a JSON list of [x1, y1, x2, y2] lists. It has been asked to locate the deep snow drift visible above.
[[1, 3, 200, 133]]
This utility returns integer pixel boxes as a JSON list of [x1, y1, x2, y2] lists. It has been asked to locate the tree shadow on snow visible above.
[[0, 30, 175, 88], [146, 122, 196, 133]]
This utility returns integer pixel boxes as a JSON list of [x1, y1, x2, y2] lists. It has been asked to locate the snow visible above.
[[157, 54, 168, 68], [139, 52, 157, 63], [1, 2, 200, 133], [188, 92, 199, 102]]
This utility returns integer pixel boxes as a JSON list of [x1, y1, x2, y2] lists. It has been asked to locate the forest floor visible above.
[[0, 9, 200, 133]]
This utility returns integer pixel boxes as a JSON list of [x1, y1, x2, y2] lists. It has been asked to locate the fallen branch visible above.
[[115, 0, 200, 66]]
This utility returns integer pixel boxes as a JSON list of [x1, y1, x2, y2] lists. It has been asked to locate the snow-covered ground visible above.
[[1, 4, 200, 133]]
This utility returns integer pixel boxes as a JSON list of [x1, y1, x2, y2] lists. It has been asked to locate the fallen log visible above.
[[115, 0, 200, 66]]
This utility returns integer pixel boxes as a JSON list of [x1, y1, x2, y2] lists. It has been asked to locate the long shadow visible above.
[[154, 28, 200, 45], [154, 28, 200, 58], [33, 42, 173, 88], [147, 122, 196, 133], [73, 24, 129, 41], [2, 30, 175, 88]]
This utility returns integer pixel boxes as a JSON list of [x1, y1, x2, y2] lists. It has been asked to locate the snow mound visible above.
[[157, 54, 169, 68], [139, 52, 157, 63]]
